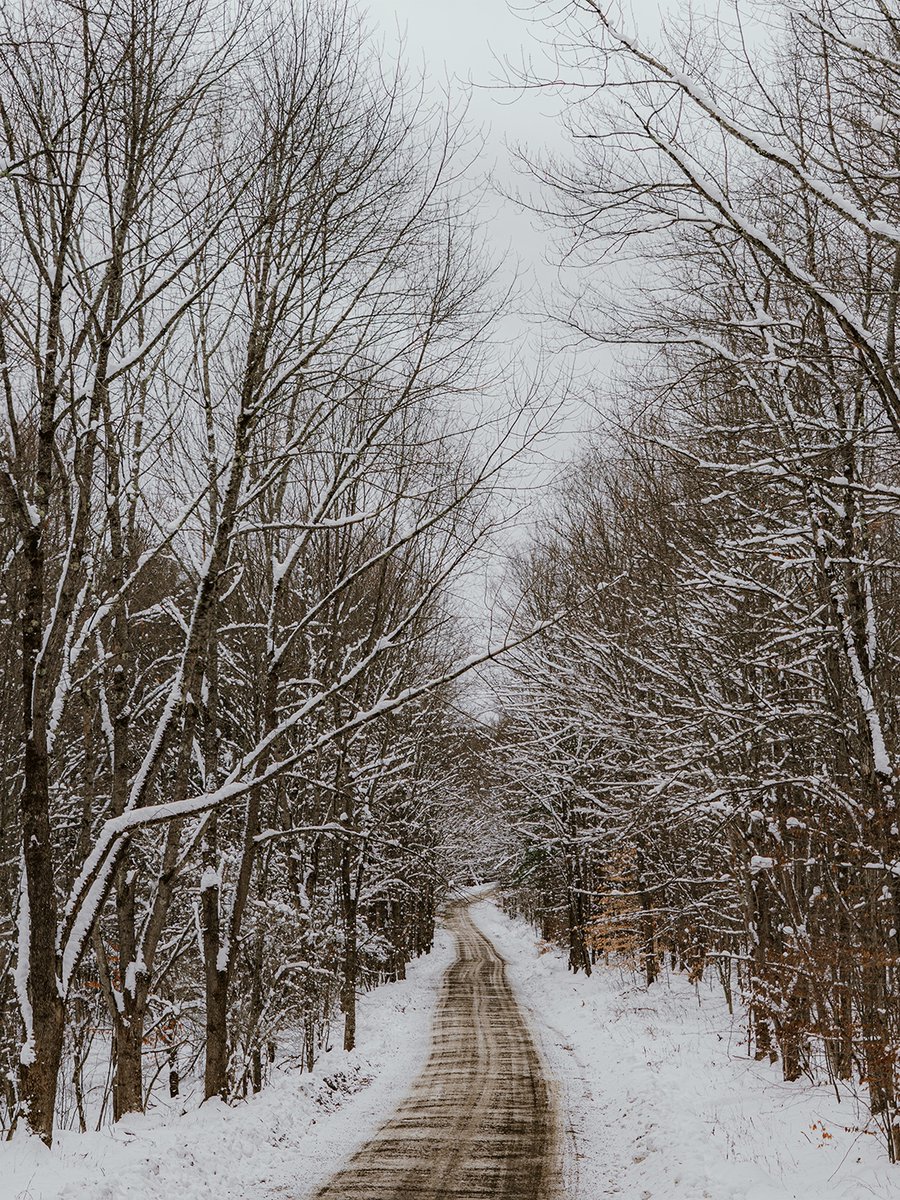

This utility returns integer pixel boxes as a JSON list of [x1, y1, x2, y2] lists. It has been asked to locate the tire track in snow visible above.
[[312, 900, 560, 1200]]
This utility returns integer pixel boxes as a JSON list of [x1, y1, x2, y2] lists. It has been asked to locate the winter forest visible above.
[[6, 0, 900, 1196]]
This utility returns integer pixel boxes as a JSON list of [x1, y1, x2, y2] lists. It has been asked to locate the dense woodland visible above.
[[0, 0, 529, 1145], [7, 0, 900, 1172], [496, 0, 900, 1163]]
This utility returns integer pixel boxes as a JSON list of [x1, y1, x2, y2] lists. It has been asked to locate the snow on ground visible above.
[[9, 897, 900, 1200], [4, 925, 454, 1200], [470, 897, 898, 1200]]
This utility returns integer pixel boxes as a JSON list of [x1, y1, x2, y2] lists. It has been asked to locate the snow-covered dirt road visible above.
[[313, 900, 560, 1200]]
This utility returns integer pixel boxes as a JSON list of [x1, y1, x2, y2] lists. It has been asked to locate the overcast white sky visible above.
[[362, 1, 670, 693], [367, 1, 575, 338], [365, 1, 668, 444]]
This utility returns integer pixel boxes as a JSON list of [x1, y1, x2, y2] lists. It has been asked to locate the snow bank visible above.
[[470, 898, 898, 1200], [3, 926, 454, 1200]]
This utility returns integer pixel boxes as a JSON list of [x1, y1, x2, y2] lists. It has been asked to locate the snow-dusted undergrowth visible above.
[[3, 926, 455, 1200], [470, 899, 897, 1200]]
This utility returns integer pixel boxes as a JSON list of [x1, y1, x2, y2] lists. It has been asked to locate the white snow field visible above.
[[469, 898, 898, 1200], [5, 898, 900, 1199]]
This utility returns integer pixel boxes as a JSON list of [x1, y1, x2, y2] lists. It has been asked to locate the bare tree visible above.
[[495, 0, 900, 1157]]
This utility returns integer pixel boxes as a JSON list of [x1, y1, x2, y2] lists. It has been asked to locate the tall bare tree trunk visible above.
[[340, 841, 359, 1052]]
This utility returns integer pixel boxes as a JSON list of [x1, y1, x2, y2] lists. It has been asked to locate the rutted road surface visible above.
[[314, 901, 559, 1200]]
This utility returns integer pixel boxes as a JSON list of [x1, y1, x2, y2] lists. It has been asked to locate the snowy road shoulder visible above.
[[4, 926, 455, 1200], [469, 898, 898, 1200]]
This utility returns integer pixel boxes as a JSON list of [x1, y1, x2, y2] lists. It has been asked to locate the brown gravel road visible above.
[[313, 900, 559, 1200]]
